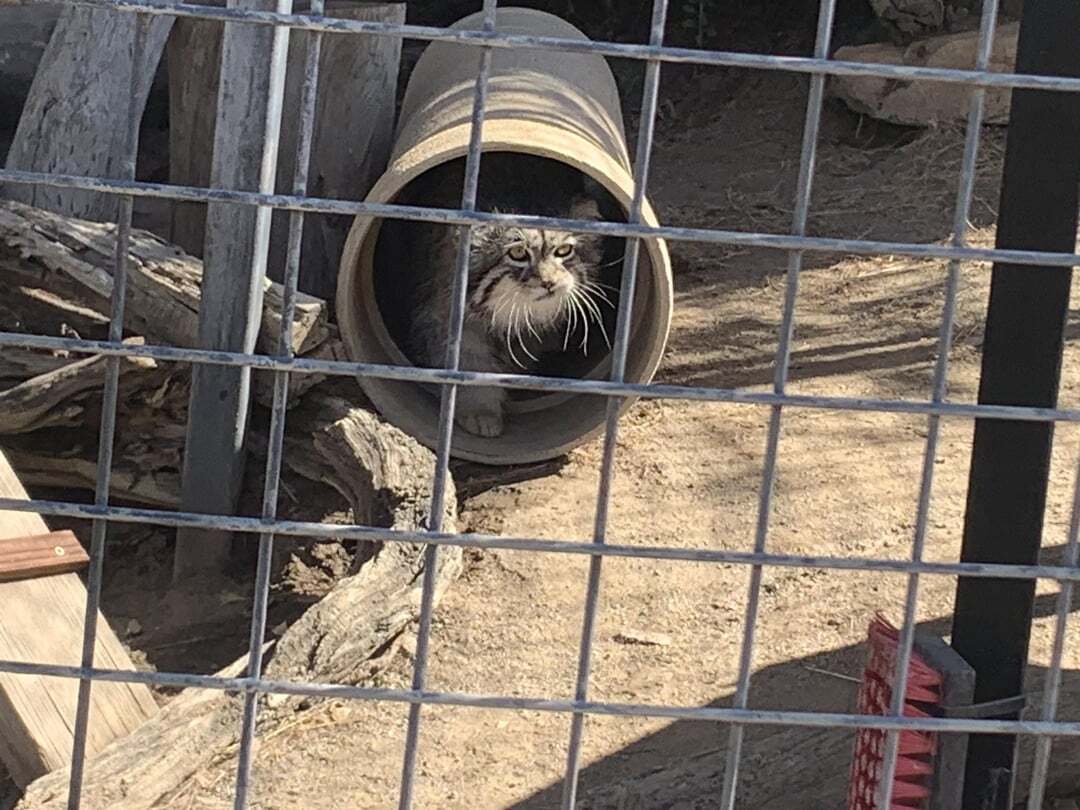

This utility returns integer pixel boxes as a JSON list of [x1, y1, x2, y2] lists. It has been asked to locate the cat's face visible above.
[[467, 197, 606, 332]]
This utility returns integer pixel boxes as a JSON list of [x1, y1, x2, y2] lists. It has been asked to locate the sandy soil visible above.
[[139, 70, 1080, 809]]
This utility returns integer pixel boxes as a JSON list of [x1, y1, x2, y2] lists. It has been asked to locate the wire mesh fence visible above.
[[0, 0, 1078, 808]]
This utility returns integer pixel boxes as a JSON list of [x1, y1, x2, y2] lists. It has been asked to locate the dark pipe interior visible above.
[[373, 153, 631, 401]]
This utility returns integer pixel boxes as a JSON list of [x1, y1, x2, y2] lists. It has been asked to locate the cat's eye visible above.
[[507, 245, 529, 262], [553, 244, 574, 258]]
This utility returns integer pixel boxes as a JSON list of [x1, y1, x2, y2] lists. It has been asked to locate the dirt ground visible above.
[[3, 30, 1080, 810], [103, 69, 1079, 809]]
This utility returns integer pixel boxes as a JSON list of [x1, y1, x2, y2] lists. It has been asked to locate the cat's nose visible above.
[[540, 274, 571, 292]]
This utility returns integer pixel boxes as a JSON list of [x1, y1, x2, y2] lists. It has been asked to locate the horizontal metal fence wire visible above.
[[0, 0, 1077, 808]]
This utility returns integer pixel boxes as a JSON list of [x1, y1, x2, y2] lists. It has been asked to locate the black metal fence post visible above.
[[951, 3, 1080, 808]]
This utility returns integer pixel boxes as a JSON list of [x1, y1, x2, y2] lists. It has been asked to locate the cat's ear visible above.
[[569, 195, 601, 221]]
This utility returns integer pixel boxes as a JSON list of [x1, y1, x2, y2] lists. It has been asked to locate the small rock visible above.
[[271, 621, 288, 637], [328, 702, 352, 723], [831, 22, 1019, 127], [125, 618, 143, 637], [613, 630, 672, 647]]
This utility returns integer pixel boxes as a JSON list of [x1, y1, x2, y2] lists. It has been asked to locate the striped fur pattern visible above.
[[402, 155, 613, 438]]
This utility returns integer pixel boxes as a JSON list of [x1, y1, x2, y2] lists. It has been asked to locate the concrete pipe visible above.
[[336, 7, 672, 465]]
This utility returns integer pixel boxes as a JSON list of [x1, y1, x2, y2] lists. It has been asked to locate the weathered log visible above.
[[2, 8, 172, 220], [0, 346, 349, 508], [0, 200, 329, 357], [265, 394, 459, 686], [0, 349, 75, 389], [0, 200, 338, 416], [0, 341, 156, 435], [15, 396, 461, 810], [13, 648, 261, 810], [0, 200, 351, 507]]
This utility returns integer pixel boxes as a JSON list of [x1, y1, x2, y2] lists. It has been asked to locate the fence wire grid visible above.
[[0, 0, 1078, 809]]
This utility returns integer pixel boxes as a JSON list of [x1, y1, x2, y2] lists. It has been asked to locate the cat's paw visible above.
[[458, 408, 504, 438]]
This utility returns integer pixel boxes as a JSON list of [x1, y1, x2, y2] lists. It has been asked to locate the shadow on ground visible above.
[[512, 574, 1080, 810]]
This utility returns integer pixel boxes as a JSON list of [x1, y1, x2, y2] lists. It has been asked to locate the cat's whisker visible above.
[[587, 298, 613, 350], [578, 287, 606, 327], [593, 256, 626, 272], [518, 328, 539, 362], [523, 306, 542, 343], [505, 302, 526, 369], [489, 289, 513, 328], [571, 292, 590, 354], [562, 294, 577, 351], [511, 298, 538, 364], [580, 281, 614, 307]]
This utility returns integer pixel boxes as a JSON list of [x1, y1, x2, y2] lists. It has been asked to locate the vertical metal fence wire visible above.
[[560, 1, 668, 807], [874, 0, 1001, 806], [64, 13, 150, 810], [398, 2, 499, 807], [718, 0, 836, 805], [0, 1, 1078, 810], [232, 0, 323, 806]]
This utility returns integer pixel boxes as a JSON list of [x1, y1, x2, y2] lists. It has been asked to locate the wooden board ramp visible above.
[[0, 448, 157, 789]]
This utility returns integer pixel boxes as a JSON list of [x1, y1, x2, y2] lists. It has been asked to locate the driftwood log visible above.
[[0, 203, 463, 807], [14, 395, 460, 810], [15, 397, 460, 810], [2, 7, 172, 221], [830, 21, 1019, 127], [0, 199, 337, 413]]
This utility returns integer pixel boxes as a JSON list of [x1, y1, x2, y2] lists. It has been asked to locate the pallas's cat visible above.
[[402, 155, 615, 438]]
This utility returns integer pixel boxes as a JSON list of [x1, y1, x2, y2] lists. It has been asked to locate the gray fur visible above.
[[402, 156, 613, 438]]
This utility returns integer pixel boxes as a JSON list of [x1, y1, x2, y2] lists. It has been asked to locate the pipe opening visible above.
[[372, 152, 642, 414]]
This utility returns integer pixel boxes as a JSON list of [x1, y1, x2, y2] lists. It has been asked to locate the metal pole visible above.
[[951, 2, 1080, 807]]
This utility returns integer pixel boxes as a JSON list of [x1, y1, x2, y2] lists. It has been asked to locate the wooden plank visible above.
[[0, 531, 89, 583], [0, 449, 157, 788], [173, 0, 295, 584], [1, 7, 172, 221], [914, 633, 975, 810], [167, 0, 404, 301]]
